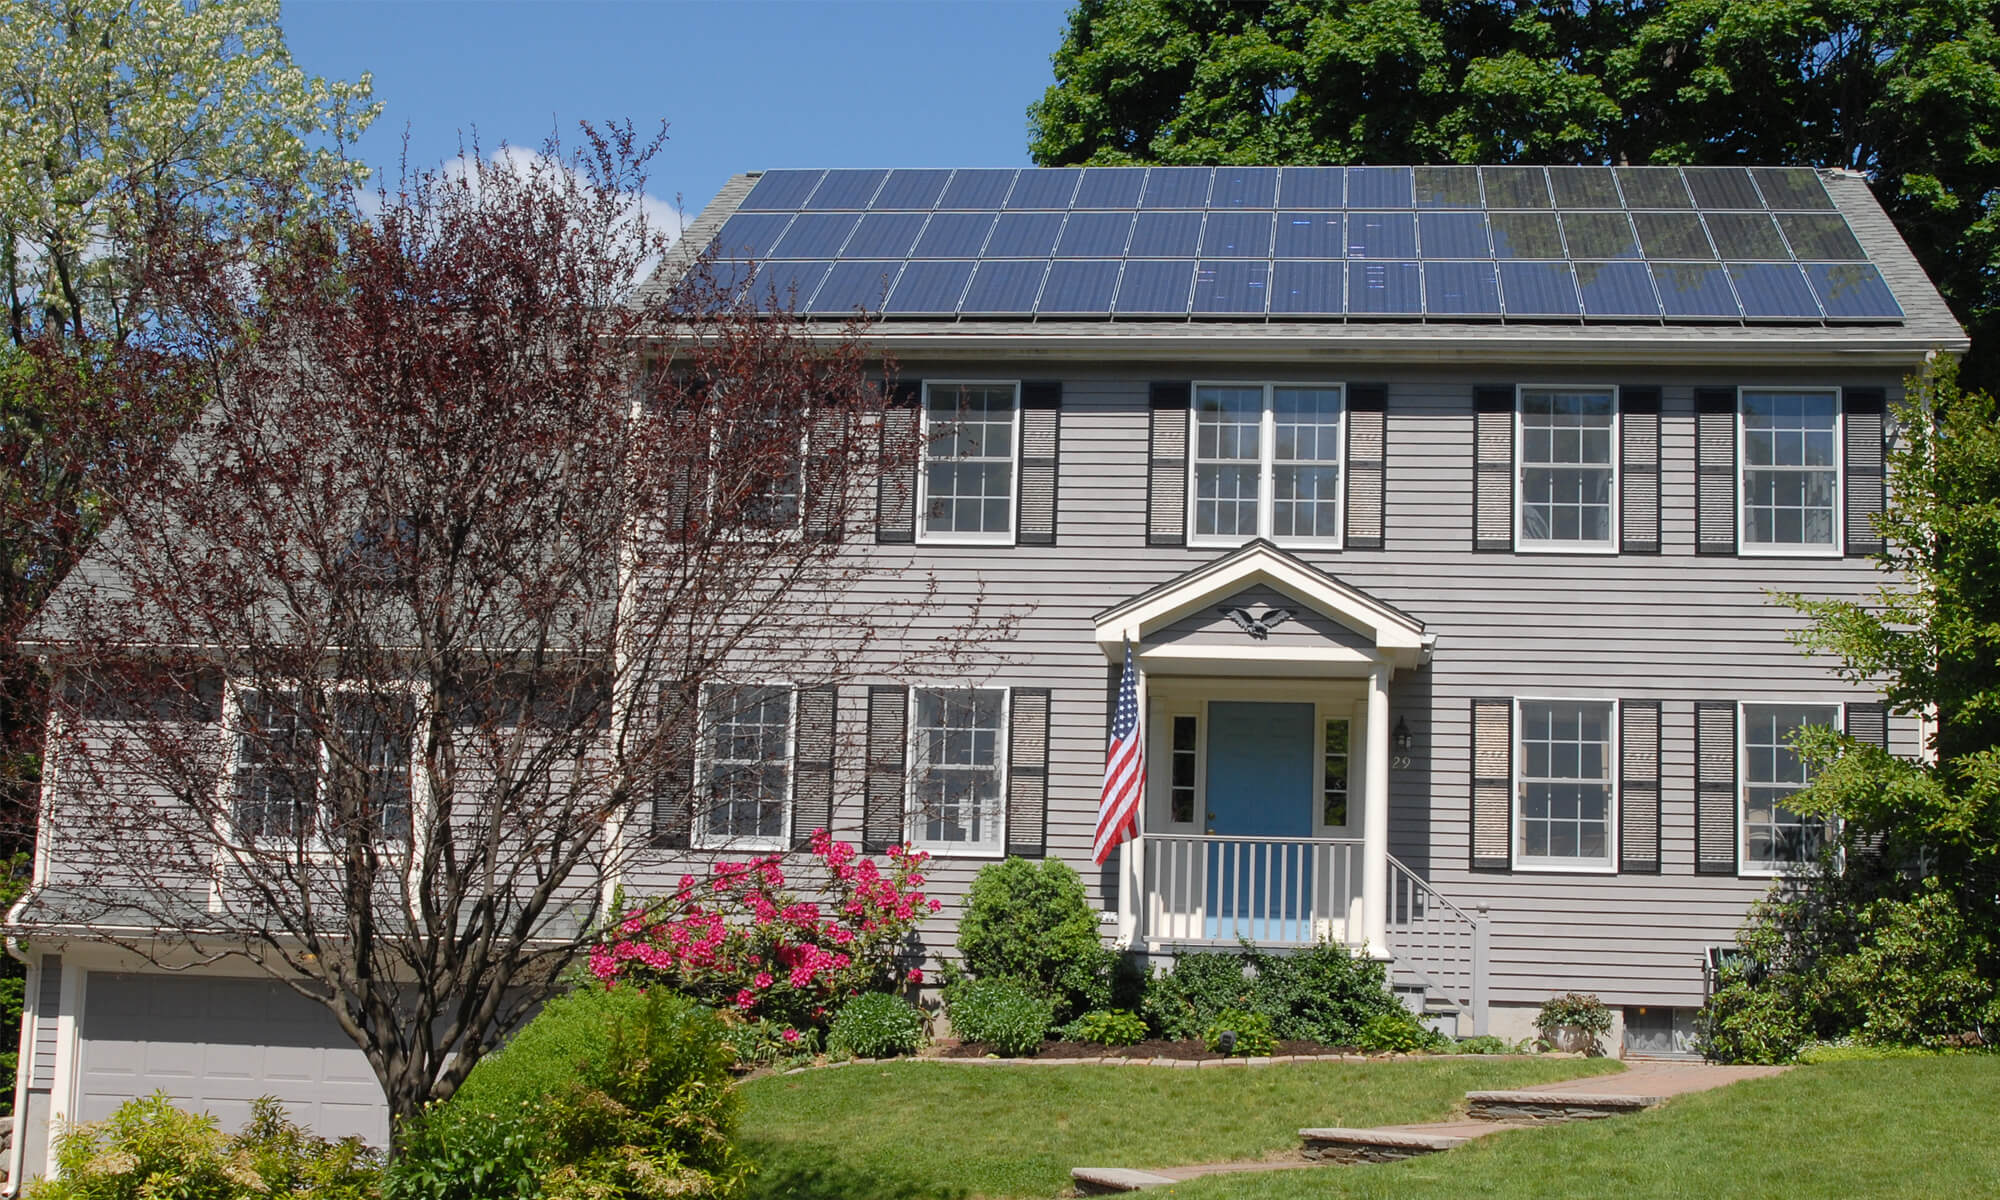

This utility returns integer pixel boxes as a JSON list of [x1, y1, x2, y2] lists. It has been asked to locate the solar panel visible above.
[[1804, 263, 1902, 320], [1114, 259, 1195, 314], [718, 162, 1890, 325], [1192, 260, 1270, 314], [1499, 261, 1580, 316], [884, 260, 974, 314], [1575, 262, 1659, 317], [677, 258, 755, 310], [1127, 212, 1204, 258], [1424, 261, 1502, 316], [1349, 261, 1422, 315], [960, 259, 1047, 313], [841, 212, 927, 258], [1037, 259, 1121, 313], [1347, 212, 1417, 259], [1347, 167, 1414, 209], [1419, 212, 1488, 258], [751, 260, 831, 310], [1728, 263, 1821, 318]]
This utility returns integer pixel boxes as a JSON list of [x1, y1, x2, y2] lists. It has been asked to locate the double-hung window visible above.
[[908, 687, 1007, 854], [1190, 383, 1343, 546], [231, 688, 414, 845], [1741, 703, 1838, 872], [1515, 699, 1615, 870], [1517, 387, 1616, 550], [698, 684, 793, 850], [919, 382, 1018, 541], [1740, 389, 1841, 554]]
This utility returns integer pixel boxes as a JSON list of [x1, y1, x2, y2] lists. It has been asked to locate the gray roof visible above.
[[641, 167, 1964, 369]]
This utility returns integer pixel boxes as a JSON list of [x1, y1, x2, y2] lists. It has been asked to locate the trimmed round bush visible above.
[[827, 992, 927, 1059], [1061, 1009, 1150, 1046], [947, 977, 1054, 1057], [1202, 1008, 1277, 1057], [957, 857, 1115, 1023]]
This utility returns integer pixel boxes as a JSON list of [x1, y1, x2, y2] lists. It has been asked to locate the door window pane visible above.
[[911, 688, 1006, 852], [1170, 715, 1199, 824], [1741, 390, 1839, 550], [1519, 389, 1615, 547], [1517, 700, 1614, 867], [1323, 718, 1351, 828], [1743, 704, 1838, 869]]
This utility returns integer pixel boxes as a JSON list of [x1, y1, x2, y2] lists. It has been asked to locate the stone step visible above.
[[1298, 1125, 1472, 1164], [1463, 1089, 1663, 1122], [1070, 1166, 1182, 1194]]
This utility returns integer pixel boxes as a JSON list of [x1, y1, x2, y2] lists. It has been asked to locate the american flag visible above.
[[1093, 639, 1144, 864]]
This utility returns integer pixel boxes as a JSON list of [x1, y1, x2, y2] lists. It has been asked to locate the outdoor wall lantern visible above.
[[1393, 716, 1414, 755]]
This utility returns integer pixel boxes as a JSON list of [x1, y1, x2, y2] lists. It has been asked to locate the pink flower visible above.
[[928, 899, 942, 912], [754, 971, 774, 989], [907, 968, 924, 984], [734, 989, 755, 1011], [782, 1028, 801, 1044]]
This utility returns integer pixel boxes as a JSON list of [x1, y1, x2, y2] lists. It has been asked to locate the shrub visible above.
[[1202, 1008, 1277, 1056], [1355, 1008, 1447, 1053], [32, 1093, 381, 1200], [957, 857, 1115, 1024], [827, 992, 927, 1059], [588, 830, 937, 1034], [1142, 943, 1404, 1045], [1696, 976, 1812, 1064], [1795, 1040, 1954, 1064], [1451, 1034, 1529, 1055], [400, 984, 749, 1200], [1142, 952, 1255, 1041], [720, 1017, 821, 1070], [1535, 993, 1613, 1041], [1061, 1009, 1150, 1046], [947, 976, 1053, 1057]]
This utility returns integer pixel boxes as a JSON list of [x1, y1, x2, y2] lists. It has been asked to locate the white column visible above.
[[1361, 664, 1391, 958], [1117, 658, 1148, 948]]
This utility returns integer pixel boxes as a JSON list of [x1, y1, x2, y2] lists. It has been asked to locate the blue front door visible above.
[[1204, 701, 1315, 939]]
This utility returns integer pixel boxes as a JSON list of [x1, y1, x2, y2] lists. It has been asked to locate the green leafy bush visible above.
[[720, 1018, 820, 1070], [1202, 1008, 1277, 1056], [946, 976, 1054, 1057], [1060, 1009, 1150, 1046], [957, 857, 1115, 1024], [1795, 1040, 1955, 1064], [1355, 1008, 1447, 1053], [384, 1106, 541, 1200], [826, 992, 927, 1059], [1451, 1034, 1530, 1055], [1143, 943, 1404, 1045], [1535, 993, 1614, 1053], [31, 1093, 380, 1200], [397, 984, 749, 1200]]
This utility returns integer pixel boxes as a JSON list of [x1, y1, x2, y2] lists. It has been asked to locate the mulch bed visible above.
[[934, 1037, 1356, 1060]]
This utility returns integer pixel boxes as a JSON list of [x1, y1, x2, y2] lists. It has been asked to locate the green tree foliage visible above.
[[1028, 1, 2000, 387]]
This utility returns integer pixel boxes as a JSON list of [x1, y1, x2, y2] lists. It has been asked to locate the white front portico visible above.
[[1095, 541, 1433, 961]]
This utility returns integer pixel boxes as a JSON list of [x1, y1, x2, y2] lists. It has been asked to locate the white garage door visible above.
[[78, 972, 387, 1145]]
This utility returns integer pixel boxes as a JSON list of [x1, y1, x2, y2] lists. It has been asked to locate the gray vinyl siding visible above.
[[626, 361, 1915, 1006]]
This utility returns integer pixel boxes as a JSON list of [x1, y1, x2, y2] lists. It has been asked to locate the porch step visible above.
[[1070, 1166, 1182, 1193], [1298, 1125, 1472, 1163], [1463, 1089, 1662, 1122]]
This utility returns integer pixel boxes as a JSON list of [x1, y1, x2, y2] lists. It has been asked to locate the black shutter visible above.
[[1695, 701, 1738, 874], [1345, 383, 1388, 550], [1695, 387, 1738, 556], [1018, 382, 1062, 545], [1844, 388, 1887, 556], [804, 409, 851, 542], [791, 685, 836, 849], [863, 686, 909, 852], [1619, 700, 1662, 874], [875, 381, 921, 544], [1006, 688, 1051, 858], [1471, 697, 1512, 870], [1844, 701, 1890, 862], [1147, 382, 1190, 546], [1472, 386, 1514, 552], [652, 681, 699, 849], [1620, 387, 1662, 555], [1106, 662, 1123, 738]]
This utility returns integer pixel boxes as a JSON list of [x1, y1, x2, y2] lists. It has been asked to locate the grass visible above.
[[1168, 1055, 2000, 1200], [735, 1056, 1623, 1200]]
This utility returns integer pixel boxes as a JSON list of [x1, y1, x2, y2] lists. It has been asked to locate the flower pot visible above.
[[1547, 1024, 1598, 1054]]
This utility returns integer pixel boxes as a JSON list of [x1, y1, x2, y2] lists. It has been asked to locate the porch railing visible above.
[[1140, 834, 1364, 947], [1385, 853, 1489, 1035]]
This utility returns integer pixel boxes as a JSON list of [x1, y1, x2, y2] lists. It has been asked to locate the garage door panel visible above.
[[80, 972, 387, 1146]]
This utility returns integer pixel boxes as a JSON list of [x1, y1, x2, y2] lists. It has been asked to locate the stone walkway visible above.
[[1071, 1060, 1790, 1194]]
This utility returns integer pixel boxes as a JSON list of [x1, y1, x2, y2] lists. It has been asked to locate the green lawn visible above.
[[1168, 1056, 2000, 1200], [736, 1056, 1624, 1200]]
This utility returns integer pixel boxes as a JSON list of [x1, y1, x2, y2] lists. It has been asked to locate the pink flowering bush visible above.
[[589, 830, 940, 1033]]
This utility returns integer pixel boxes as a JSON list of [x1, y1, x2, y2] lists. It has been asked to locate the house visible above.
[[4, 163, 1963, 1185]]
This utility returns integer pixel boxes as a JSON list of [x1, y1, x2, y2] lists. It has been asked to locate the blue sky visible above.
[[283, 0, 1074, 232]]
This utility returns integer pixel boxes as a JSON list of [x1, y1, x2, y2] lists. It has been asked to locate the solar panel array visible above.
[[700, 165, 1903, 325]]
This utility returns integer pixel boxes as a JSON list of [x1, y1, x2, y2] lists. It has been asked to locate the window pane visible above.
[[1323, 719, 1350, 827], [1171, 714, 1198, 823], [1193, 387, 1263, 538], [923, 385, 1017, 536], [1742, 704, 1838, 868], [912, 688, 1006, 852], [234, 691, 315, 841], [1517, 700, 1614, 865], [1519, 390, 1615, 547]]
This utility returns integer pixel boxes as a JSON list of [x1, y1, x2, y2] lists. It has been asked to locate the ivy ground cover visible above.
[[736, 1056, 1622, 1200]]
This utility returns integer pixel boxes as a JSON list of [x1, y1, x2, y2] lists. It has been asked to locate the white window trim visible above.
[[1513, 383, 1620, 555], [693, 682, 797, 853], [214, 678, 425, 859], [1736, 385, 1844, 559], [915, 379, 1021, 545], [1738, 699, 1843, 877], [1186, 380, 1347, 551], [1511, 695, 1620, 874], [905, 684, 1011, 858]]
